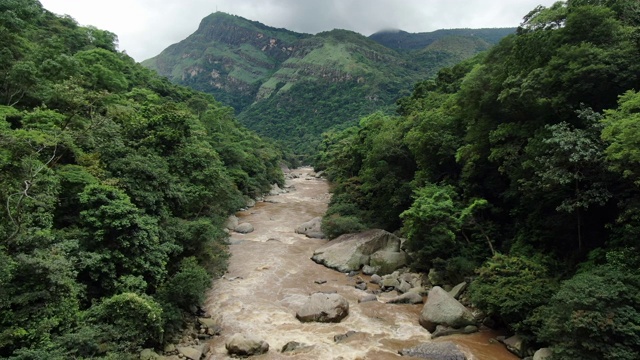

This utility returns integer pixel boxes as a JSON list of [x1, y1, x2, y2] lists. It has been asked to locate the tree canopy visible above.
[[316, 1, 640, 357], [0, 1, 285, 357]]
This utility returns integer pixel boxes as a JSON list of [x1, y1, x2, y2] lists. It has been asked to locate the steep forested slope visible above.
[[143, 13, 511, 156], [0, 1, 283, 358], [317, 1, 640, 358]]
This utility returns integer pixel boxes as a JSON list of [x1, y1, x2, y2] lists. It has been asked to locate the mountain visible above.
[[143, 13, 513, 156], [142, 13, 309, 111], [368, 28, 515, 51]]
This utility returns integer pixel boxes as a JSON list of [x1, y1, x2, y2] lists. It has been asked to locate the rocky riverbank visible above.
[[153, 167, 521, 359]]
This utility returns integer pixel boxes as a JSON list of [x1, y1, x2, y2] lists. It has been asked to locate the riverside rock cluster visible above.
[[156, 173, 541, 359]]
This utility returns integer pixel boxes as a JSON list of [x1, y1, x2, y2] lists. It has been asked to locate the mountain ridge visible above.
[[369, 27, 515, 51], [142, 12, 514, 155]]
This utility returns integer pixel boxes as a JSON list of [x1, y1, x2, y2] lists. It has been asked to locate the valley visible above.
[[142, 12, 514, 155]]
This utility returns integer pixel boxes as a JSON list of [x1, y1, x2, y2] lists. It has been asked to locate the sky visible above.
[[38, 0, 560, 62]]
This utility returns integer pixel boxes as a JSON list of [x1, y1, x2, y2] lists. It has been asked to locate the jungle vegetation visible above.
[[0, 1, 284, 358], [316, 1, 640, 358]]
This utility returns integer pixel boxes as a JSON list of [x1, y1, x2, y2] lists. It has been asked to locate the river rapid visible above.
[[204, 167, 518, 360]]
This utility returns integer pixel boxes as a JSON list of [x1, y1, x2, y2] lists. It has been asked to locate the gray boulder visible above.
[[355, 282, 367, 291], [197, 317, 221, 336], [358, 294, 378, 303], [234, 222, 254, 234], [177, 345, 206, 360], [225, 333, 269, 357], [386, 292, 423, 304], [448, 281, 468, 300], [225, 215, 239, 231], [396, 279, 412, 294], [399, 341, 467, 359], [295, 217, 325, 239], [419, 286, 475, 332], [369, 250, 408, 276], [139, 349, 162, 360], [431, 324, 478, 339], [400, 272, 423, 288], [311, 229, 408, 275], [296, 292, 349, 323], [281, 341, 311, 353], [370, 274, 382, 284], [334, 330, 358, 343], [534, 348, 552, 360], [504, 335, 526, 357], [362, 265, 380, 275], [380, 277, 400, 291]]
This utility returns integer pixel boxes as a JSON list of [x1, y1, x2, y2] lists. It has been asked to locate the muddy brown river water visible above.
[[204, 167, 518, 360]]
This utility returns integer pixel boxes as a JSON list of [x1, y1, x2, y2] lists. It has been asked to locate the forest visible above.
[[2, 0, 640, 359], [315, 1, 640, 358], [0, 0, 285, 358]]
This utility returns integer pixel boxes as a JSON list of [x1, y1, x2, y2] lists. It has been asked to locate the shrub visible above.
[[156, 257, 211, 335], [400, 184, 461, 270], [469, 254, 556, 334], [157, 257, 211, 311], [321, 214, 367, 239], [84, 293, 163, 352], [444, 256, 478, 284], [532, 264, 640, 360]]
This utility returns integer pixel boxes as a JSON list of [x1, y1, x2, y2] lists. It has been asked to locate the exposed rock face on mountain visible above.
[[143, 12, 513, 155], [143, 12, 307, 111]]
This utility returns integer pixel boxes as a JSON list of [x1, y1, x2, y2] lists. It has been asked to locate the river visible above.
[[204, 167, 518, 359]]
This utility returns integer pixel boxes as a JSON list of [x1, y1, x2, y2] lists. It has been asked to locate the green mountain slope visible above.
[[143, 13, 511, 156], [142, 12, 308, 110]]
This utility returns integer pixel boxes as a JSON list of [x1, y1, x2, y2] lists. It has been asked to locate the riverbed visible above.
[[204, 167, 517, 359]]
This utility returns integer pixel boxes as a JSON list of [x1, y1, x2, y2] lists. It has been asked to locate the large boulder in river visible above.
[[295, 217, 325, 239], [419, 286, 475, 332], [225, 333, 269, 357], [225, 215, 239, 231], [311, 229, 408, 275], [296, 292, 349, 323], [234, 222, 254, 234]]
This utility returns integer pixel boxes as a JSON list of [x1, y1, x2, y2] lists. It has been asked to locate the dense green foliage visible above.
[[469, 254, 556, 334], [143, 14, 510, 158], [317, 1, 640, 357], [532, 251, 640, 359], [0, 1, 284, 358]]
